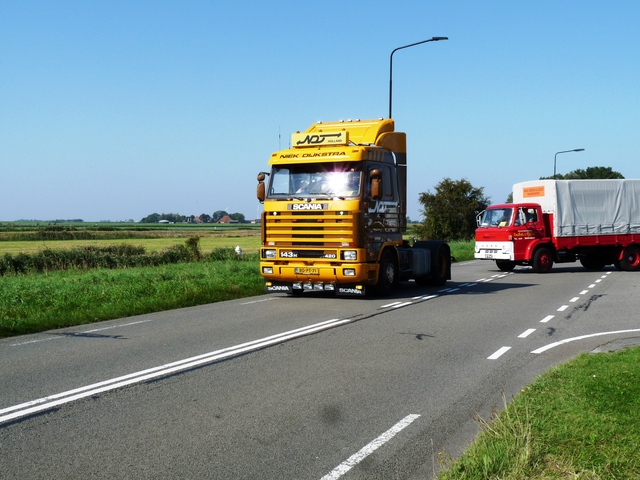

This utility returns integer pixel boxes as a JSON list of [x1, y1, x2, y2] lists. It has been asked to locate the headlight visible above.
[[262, 267, 273, 274], [343, 268, 356, 276], [263, 249, 276, 259], [341, 250, 357, 261]]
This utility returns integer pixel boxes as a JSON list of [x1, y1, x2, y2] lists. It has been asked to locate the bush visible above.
[[0, 237, 255, 276]]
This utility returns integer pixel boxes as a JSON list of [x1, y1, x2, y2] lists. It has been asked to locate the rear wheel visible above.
[[496, 260, 516, 272], [374, 250, 398, 296], [532, 247, 553, 273], [619, 245, 640, 272], [414, 241, 450, 286]]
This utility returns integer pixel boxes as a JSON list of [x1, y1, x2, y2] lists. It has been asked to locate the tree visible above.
[[415, 178, 490, 241], [212, 210, 228, 223], [140, 213, 161, 223], [542, 166, 624, 180], [199, 213, 212, 223], [229, 212, 246, 223]]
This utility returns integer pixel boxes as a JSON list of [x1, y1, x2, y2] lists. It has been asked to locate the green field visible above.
[[0, 235, 262, 255], [0, 222, 261, 255]]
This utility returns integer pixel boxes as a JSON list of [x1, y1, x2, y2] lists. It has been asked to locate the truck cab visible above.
[[256, 119, 451, 295], [475, 203, 548, 271]]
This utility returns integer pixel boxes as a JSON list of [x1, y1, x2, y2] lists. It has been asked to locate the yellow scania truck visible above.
[[256, 118, 451, 296]]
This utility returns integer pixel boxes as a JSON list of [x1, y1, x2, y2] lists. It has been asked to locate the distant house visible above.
[[218, 215, 239, 224], [193, 216, 203, 224]]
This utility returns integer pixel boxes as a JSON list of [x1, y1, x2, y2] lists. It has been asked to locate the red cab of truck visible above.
[[475, 179, 640, 273]]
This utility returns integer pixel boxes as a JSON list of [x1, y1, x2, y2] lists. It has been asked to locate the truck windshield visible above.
[[268, 164, 361, 199], [479, 208, 513, 227]]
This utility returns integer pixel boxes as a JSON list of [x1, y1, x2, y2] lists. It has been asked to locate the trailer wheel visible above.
[[374, 250, 398, 295], [532, 247, 553, 273], [619, 245, 640, 272], [496, 260, 516, 272]]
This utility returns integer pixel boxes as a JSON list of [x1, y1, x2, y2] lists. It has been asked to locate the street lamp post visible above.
[[554, 148, 585, 178], [388, 37, 448, 119]]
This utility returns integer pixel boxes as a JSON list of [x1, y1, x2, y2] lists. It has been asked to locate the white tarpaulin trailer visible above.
[[513, 179, 640, 237]]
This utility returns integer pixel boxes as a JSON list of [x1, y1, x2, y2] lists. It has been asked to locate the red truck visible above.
[[474, 179, 640, 273]]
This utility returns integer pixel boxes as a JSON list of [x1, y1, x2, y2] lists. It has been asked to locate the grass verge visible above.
[[0, 259, 263, 338], [437, 347, 640, 479]]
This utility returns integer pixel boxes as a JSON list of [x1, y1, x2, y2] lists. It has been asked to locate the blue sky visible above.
[[2, 1, 639, 222]]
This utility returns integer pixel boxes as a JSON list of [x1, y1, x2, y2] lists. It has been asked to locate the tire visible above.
[[532, 247, 553, 273], [579, 256, 606, 271], [430, 246, 450, 286], [414, 241, 451, 287], [619, 245, 640, 272], [496, 260, 516, 272], [374, 250, 398, 296]]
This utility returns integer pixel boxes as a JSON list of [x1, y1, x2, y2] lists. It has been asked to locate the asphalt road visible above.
[[1, 260, 639, 479]]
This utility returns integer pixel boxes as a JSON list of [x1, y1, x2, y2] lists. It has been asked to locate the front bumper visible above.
[[474, 241, 514, 261]]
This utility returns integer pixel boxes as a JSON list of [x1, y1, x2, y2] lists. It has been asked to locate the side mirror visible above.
[[257, 172, 268, 202]]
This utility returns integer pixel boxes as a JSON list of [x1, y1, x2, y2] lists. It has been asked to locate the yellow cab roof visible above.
[[268, 119, 396, 165]]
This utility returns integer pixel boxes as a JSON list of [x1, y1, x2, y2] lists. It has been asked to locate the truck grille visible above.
[[265, 210, 357, 247]]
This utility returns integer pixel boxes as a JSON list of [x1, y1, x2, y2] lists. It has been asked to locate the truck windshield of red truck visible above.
[[479, 207, 514, 227]]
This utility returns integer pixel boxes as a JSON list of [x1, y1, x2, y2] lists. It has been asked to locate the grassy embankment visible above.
[[437, 347, 640, 479], [0, 224, 264, 337]]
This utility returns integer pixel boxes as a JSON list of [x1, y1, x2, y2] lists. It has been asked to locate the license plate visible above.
[[484, 254, 494, 259], [295, 267, 319, 275]]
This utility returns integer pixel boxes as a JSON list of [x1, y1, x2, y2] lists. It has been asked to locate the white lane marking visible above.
[[570, 297, 580, 303], [391, 302, 413, 309], [240, 297, 277, 305], [580, 290, 589, 295], [540, 315, 555, 323], [588, 284, 596, 288], [595, 279, 602, 283], [487, 346, 511, 360], [518, 329, 536, 339], [9, 319, 154, 347], [0, 318, 354, 424], [381, 301, 403, 308], [557, 305, 569, 312], [320, 414, 420, 480], [532, 329, 640, 354], [412, 294, 439, 301]]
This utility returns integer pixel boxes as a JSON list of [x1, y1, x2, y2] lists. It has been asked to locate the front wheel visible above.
[[496, 260, 516, 272], [374, 250, 398, 296], [619, 245, 640, 272], [532, 247, 553, 273]]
